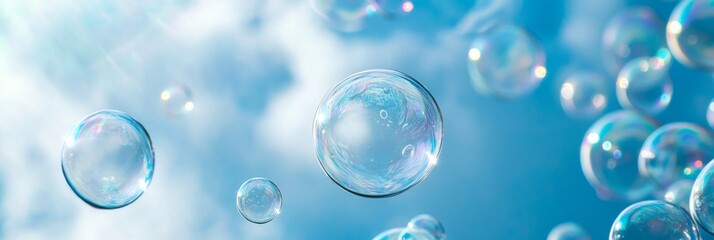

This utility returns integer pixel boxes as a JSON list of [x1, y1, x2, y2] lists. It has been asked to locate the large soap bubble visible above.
[[314, 69, 443, 197], [691, 158, 714, 235], [610, 200, 700, 239], [666, 0, 714, 70], [615, 49, 673, 116]]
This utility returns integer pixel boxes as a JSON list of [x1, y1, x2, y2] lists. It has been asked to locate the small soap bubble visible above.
[[580, 111, 658, 201], [638, 122, 714, 187], [662, 179, 693, 210], [160, 84, 194, 115], [236, 177, 282, 224], [559, 71, 609, 118], [311, 0, 371, 32], [666, 0, 714, 70], [602, 7, 666, 74], [407, 214, 446, 240], [467, 24, 547, 99], [374, 228, 403, 240], [547, 222, 591, 240], [369, 0, 414, 18], [616, 50, 673, 116], [610, 200, 700, 239], [61, 110, 155, 209], [314, 69, 443, 197]]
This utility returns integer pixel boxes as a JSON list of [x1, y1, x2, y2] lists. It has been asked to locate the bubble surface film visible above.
[[707, 98, 714, 129], [236, 177, 283, 224], [314, 69, 443, 197], [602, 7, 666, 74], [407, 214, 446, 240], [666, 0, 714, 70], [399, 227, 437, 240], [580, 111, 658, 201], [547, 222, 591, 240], [691, 158, 714, 235], [616, 50, 673, 116], [374, 228, 404, 240], [61, 110, 155, 209], [467, 24, 547, 99], [559, 71, 609, 118], [662, 179, 694, 210], [609, 200, 700, 240], [369, 0, 414, 17], [160, 84, 194, 115]]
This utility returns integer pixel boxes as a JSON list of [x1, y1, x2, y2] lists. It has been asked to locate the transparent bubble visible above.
[[311, 0, 371, 32], [602, 7, 666, 74], [236, 177, 282, 224], [559, 71, 609, 118], [368, 0, 414, 18], [691, 159, 714, 234], [399, 227, 437, 240], [639, 123, 714, 187], [707, 98, 714, 129], [407, 214, 446, 240], [61, 110, 154, 209], [374, 228, 404, 240], [616, 49, 673, 116], [547, 222, 591, 240], [160, 84, 194, 116], [313, 69, 443, 197], [662, 179, 694, 210], [666, 0, 714, 70], [467, 24, 547, 99], [580, 111, 658, 201], [610, 200, 700, 239]]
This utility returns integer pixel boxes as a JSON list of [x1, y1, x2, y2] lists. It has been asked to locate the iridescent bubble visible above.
[[236, 177, 282, 224], [666, 0, 714, 70], [691, 159, 714, 234], [399, 227, 437, 240], [311, 0, 371, 32], [467, 24, 547, 99], [369, 0, 414, 18], [374, 228, 403, 240], [662, 179, 694, 210], [61, 110, 154, 209], [580, 111, 658, 201], [160, 84, 194, 116], [707, 98, 714, 129], [407, 214, 446, 240], [547, 222, 591, 240], [616, 49, 673, 116], [610, 200, 700, 239], [313, 69, 443, 197], [602, 7, 666, 74], [559, 71, 609, 118], [639, 123, 714, 188]]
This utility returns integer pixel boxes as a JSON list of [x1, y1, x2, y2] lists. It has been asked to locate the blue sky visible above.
[[1, 0, 714, 239]]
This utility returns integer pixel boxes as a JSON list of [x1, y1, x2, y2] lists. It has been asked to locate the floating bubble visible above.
[[559, 71, 609, 118], [662, 179, 694, 210], [580, 111, 658, 201], [399, 227, 437, 240], [707, 98, 714, 129], [467, 24, 547, 99], [369, 0, 414, 17], [61, 110, 154, 209], [666, 0, 714, 70], [236, 177, 282, 224], [691, 158, 714, 234], [616, 49, 673, 116], [374, 228, 404, 240], [610, 200, 700, 239], [311, 0, 371, 32], [313, 69, 443, 197], [547, 222, 591, 240], [407, 214, 446, 240], [639, 122, 714, 187], [160, 84, 194, 115], [602, 7, 666, 74]]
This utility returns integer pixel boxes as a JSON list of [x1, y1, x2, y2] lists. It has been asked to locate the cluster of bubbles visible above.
[[236, 177, 283, 224], [373, 214, 446, 240]]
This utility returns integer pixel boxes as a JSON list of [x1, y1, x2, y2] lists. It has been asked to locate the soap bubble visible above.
[[399, 227, 437, 240], [639, 122, 714, 187], [236, 177, 282, 224], [616, 49, 673, 116], [666, 0, 714, 70], [314, 69, 443, 197], [311, 0, 371, 32], [61, 110, 154, 209], [662, 179, 694, 210], [707, 98, 714, 129], [407, 214, 446, 240], [610, 200, 700, 239], [580, 111, 658, 201], [374, 228, 403, 240], [547, 222, 591, 240], [369, 0, 414, 18], [690, 159, 714, 234], [467, 24, 547, 99], [559, 71, 609, 118], [602, 7, 666, 74], [160, 84, 194, 116]]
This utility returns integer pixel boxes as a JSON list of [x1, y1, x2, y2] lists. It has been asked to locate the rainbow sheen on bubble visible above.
[[311, 0, 371, 32], [407, 214, 446, 240], [160, 84, 194, 116], [662, 179, 694, 210], [61, 110, 154, 209], [610, 200, 700, 239], [236, 177, 282, 224], [602, 7, 666, 74], [559, 71, 609, 118], [399, 227, 437, 240], [467, 24, 547, 99], [374, 228, 404, 240], [547, 222, 591, 240], [666, 0, 714, 70], [313, 69, 443, 198], [616, 50, 673, 116], [639, 123, 714, 187], [580, 111, 658, 201]]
